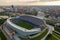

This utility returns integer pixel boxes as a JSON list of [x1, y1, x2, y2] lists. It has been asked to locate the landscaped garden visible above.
[[54, 23, 60, 32], [53, 32, 60, 39], [45, 34, 57, 40], [45, 20, 56, 26], [45, 32, 60, 40], [0, 18, 7, 26], [54, 27, 60, 32], [0, 30, 7, 40], [30, 29, 48, 40], [0, 18, 7, 40]]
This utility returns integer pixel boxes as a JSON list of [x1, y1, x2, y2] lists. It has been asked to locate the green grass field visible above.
[[45, 32, 60, 40], [45, 34, 58, 40], [53, 32, 60, 39], [54, 27, 60, 32], [16, 22, 33, 30], [0, 18, 7, 26], [0, 30, 7, 40], [30, 29, 48, 40], [0, 18, 7, 40], [45, 20, 56, 26]]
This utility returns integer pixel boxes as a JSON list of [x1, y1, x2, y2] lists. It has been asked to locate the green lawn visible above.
[[16, 22, 33, 30], [0, 18, 7, 40], [30, 29, 48, 40], [54, 25, 60, 32], [54, 27, 60, 32], [45, 34, 58, 40], [53, 32, 60, 39], [0, 30, 7, 40], [45, 32, 60, 40], [19, 37, 27, 40], [45, 20, 56, 26], [0, 18, 7, 26]]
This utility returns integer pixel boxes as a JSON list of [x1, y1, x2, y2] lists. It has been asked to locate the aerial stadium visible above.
[[1, 15, 48, 40]]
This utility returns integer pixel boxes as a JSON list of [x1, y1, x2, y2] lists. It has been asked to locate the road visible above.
[[41, 24, 54, 40], [37, 16, 54, 40]]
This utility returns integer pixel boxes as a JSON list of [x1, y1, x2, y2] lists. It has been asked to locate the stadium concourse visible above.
[[1, 15, 48, 40]]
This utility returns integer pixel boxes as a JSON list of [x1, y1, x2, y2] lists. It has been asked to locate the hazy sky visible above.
[[0, 0, 60, 6], [0, 0, 39, 2]]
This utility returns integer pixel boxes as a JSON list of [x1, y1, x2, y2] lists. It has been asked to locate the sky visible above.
[[0, 0, 60, 6], [0, 0, 39, 2]]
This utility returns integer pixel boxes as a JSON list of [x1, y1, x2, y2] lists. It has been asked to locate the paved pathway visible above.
[[54, 31, 60, 34], [52, 34, 60, 40], [41, 24, 53, 40]]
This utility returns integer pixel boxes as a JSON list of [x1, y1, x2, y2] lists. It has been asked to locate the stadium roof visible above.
[[19, 16, 45, 25]]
